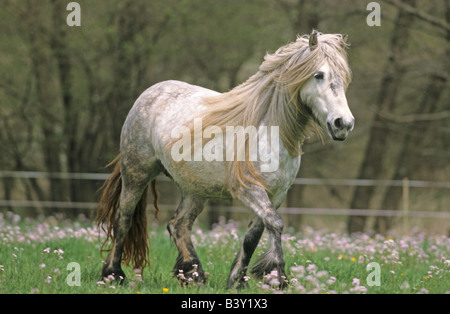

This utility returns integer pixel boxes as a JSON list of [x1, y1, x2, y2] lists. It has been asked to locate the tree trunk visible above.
[[374, 74, 447, 233], [28, 23, 67, 209], [49, 1, 80, 207], [347, 0, 417, 234]]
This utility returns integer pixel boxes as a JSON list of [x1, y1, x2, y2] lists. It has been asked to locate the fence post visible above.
[[402, 177, 410, 234]]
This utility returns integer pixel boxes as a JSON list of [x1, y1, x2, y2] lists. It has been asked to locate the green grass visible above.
[[0, 214, 449, 294]]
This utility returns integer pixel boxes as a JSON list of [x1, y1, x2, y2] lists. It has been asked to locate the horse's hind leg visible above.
[[102, 180, 147, 281], [167, 193, 207, 284], [101, 159, 161, 281], [227, 218, 264, 289]]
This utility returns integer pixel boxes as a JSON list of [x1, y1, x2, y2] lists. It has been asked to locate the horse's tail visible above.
[[95, 154, 150, 270], [150, 179, 160, 220]]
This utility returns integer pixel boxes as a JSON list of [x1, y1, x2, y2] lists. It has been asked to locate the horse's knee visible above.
[[167, 216, 189, 240], [264, 213, 284, 234]]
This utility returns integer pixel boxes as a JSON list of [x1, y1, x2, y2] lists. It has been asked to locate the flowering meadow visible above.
[[0, 211, 449, 294]]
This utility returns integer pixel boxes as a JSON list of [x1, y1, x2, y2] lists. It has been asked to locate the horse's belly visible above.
[[163, 157, 231, 198]]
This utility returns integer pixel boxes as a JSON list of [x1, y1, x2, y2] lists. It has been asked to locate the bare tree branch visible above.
[[383, 0, 450, 32], [380, 110, 450, 123]]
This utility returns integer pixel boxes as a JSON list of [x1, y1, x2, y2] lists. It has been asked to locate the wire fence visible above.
[[2, 171, 450, 188], [0, 171, 449, 219]]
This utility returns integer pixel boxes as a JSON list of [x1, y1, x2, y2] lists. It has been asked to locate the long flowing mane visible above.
[[191, 32, 351, 191]]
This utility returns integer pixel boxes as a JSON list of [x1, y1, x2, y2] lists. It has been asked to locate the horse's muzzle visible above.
[[327, 117, 354, 141]]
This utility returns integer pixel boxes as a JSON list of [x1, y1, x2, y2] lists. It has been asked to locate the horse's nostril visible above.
[[334, 118, 343, 129]]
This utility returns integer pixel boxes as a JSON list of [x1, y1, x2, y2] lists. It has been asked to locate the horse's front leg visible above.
[[227, 217, 265, 289], [232, 186, 288, 288], [167, 194, 207, 284]]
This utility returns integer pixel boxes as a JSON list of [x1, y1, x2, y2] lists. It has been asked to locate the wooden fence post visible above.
[[402, 177, 410, 234]]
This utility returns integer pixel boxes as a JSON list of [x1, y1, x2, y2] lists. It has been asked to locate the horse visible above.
[[95, 30, 354, 289]]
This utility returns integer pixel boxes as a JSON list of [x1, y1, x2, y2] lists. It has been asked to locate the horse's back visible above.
[[122, 80, 218, 145], [129, 80, 217, 119]]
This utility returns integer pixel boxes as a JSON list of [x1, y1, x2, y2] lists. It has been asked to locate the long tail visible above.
[[151, 179, 160, 220], [95, 154, 150, 270]]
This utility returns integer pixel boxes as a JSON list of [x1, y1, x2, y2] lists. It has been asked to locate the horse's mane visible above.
[[192, 32, 351, 191]]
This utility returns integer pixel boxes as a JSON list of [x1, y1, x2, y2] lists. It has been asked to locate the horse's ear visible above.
[[309, 30, 319, 50], [341, 34, 350, 49], [342, 34, 349, 43]]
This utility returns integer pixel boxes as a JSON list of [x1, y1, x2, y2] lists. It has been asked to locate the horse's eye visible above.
[[314, 72, 324, 80]]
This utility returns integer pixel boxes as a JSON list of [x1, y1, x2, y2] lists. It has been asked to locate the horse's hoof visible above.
[[102, 267, 126, 285]]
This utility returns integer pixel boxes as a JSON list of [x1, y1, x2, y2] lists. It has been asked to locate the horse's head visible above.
[[300, 31, 354, 141]]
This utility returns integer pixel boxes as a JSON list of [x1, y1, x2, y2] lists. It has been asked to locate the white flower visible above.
[[306, 264, 318, 274], [269, 278, 280, 286], [417, 288, 429, 294], [326, 276, 337, 285], [290, 265, 305, 276], [105, 274, 115, 282], [430, 265, 439, 271], [352, 278, 360, 286], [400, 281, 410, 290], [316, 270, 328, 278]]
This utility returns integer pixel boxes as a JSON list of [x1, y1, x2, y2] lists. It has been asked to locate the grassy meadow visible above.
[[0, 211, 449, 294]]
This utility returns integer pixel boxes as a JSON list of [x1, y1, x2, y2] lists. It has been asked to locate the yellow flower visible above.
[[163, 288, 169, 292], [351, 257, 356, 262]]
